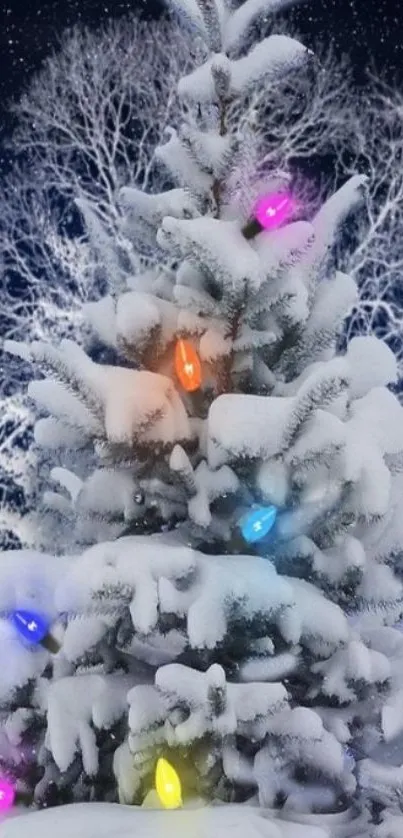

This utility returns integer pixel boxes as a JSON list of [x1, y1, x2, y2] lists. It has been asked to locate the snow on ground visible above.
[[0, 802, 333, 838], [0, 800, 377, 838]]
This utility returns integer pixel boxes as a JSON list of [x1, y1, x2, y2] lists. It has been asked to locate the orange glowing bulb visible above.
[[175, 339, 202, 392]]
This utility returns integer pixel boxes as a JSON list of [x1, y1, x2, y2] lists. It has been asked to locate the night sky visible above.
[[0, 0, 150, 107], [0, 0, 402, 118]]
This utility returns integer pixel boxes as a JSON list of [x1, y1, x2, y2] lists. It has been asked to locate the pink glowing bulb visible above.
[[254, 191, 295, 230], [0, 779, 15, 811]]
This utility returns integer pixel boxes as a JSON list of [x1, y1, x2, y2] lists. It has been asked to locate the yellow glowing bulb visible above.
[[155, 758, 183, 809]]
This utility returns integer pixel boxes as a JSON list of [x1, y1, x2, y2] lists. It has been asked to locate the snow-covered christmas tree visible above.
[[2, 0, 403, 836]]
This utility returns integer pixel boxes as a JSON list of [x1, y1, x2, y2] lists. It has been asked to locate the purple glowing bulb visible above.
[[0, 778, 15, 811], [254, 191, 295, 231]]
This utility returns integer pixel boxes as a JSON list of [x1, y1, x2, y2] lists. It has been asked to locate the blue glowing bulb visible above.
[[12, 610, 50, 645], [239, 505, 278, 544]]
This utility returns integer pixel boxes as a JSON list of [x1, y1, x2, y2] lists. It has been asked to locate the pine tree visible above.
[[2, 0, 403, 834]]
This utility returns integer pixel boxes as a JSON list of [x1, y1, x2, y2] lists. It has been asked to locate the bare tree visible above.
[[229, 38, 359, 176], [7, 16, 200, 227], [333, 77, 403, 377], [0, 168, 94, 339]]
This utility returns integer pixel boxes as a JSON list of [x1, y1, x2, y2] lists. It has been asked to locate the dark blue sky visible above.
[[0, 0, 402, 114], [0, 0, 147, 104]]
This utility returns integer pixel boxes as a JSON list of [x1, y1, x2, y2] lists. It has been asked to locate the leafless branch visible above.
[[7, 16, 202, 225], [331, 76, 403, 378]]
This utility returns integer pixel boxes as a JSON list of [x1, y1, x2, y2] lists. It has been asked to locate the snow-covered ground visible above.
[[0, 803, 325, 838], [0, 801, 376, 838]]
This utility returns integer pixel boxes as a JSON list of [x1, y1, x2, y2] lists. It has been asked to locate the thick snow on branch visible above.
[[253, 222, 315, 277], [223, 0, 306, 54], [308, 175, 367, 263], [45, 673, 136, 774], [84, 291, 180, 360], [126, 657, 354, 807], [0, 550, 66, 617], [286, 176, 367, 296], [179, 124, 234, 179], [7, 339, 192, 449], [208, 357, 350, 466], [158, 216, 264, 291], [277, 272, 358, 377], [155, 127, 214, 196], [129, 662, 288, 747], [170, 446, 239, 526], [346, 335, 398, 399], [178, 36, 310, 102], [207, 344, 403, 609], [53, 532, 353, 659], [56, 534, 298, 648], [208, 393, 289, 466], [119, 187, 200, 228]]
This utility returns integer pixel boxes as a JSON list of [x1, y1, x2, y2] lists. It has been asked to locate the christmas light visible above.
[[11, 610, 50, 645], [155, 758, 182, 809], [239, 505, 278, 544], [0, 778, 15, 811], [175, 339, 202, 393], [254, 191, 295, 231]]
